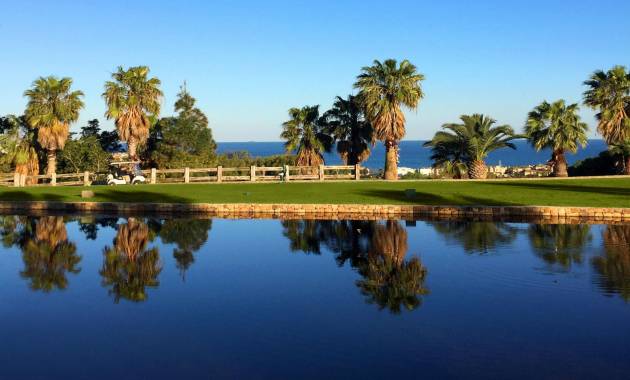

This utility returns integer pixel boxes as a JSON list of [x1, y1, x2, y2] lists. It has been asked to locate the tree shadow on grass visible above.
[[0, 189, 191, 204], [96, 190, 191, 203], [478, 181, 630, 197], [0, 191, 67, 202], [357, 189, 523, 206], [357, 189, 454, 205]]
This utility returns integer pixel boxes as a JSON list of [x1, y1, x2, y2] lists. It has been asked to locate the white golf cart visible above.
[[107, 161, 146, 185]]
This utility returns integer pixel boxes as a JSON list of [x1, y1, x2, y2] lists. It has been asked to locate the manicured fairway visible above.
[[1, 178, 629, 207]]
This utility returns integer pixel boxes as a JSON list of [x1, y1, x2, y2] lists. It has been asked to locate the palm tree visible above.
[[280, 105, 332, 166], [592, 225, 630, 301], [354, 59, 425, 180], [430, 221, 519, 254], [583, 66, 630, 146], [24, 77, 84, 175], [528, 224, 591, 272], [321, 95, 373, 165], [423, 126, 470, 179], [427, 114, 516, 179], [357, 221, 428, 313], [0, 115, 40, 185], [20, 217, 81, 292], [100, 218, 162, 302], [525, 100, 588, 177], [103, 66, 163, 161]]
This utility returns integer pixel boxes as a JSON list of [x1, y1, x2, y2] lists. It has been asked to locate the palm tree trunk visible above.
[[384, 140, 398, 180], [468, 160, 488, 179], [552, 150, 568, 177], [625, 156, 630, 175], [46, 150, 56, 175], [128, 136, 138, 161]]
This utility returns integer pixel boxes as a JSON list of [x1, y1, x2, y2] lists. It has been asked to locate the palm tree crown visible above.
[[526, 100, 587, 177], [24, 76, 84, 175], [354, 59, 424, 180], [280, 105, 332, 166], [583, 65, 630, 144], [321, 95, 373, 165], [426, 114, 516, 179], [103, 66, 162, 160]]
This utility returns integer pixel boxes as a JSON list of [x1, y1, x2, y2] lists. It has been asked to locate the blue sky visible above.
[[1, 0, 628, 141]]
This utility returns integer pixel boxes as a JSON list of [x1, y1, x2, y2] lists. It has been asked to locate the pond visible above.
[[0, 215, 629, 379]]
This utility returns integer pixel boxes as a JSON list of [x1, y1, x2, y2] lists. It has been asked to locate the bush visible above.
[[568, 150, 621, 176]]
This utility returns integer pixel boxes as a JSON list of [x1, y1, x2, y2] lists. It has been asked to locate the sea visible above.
[[217, 140, 608, 170]]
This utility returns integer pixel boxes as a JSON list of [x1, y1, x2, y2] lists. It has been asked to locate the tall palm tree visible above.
[[100, 218, 162, 302], [357, 221, 428, 313], [583, 66, 630, 146], [525, 100, 588, 177], [427, 114, 516, 179], [24, 77, 84, 175], [280, 105, 332, 166], [103, 66, 162, 161], [20, 217, 81, 292], [592, 225, 630, 301], [354, 59, 424, 180], [321, 95, 373, 165]]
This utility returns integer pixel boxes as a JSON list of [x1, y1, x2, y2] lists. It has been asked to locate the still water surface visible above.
[[0, 216, 629, 379]]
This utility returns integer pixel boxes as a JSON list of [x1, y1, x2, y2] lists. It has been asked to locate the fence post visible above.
[[250, 166, 256, 182], [83, 171, 90, 186], [217, 166, 223, 183], [13, 172, 20, 187], [319, 165, 324, 181], [51, 173, 57, 186], [284, 165, 290, 182], [20, 173, 27, 187], [355, 164, 360, 180], [150, 168, 157, 184], [184, 167, 190, 183]]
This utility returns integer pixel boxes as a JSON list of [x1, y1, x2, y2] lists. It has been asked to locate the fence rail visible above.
[[3, 164, 362, 187]]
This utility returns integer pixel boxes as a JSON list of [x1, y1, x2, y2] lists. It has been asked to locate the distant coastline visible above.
[[217, 139, 608, 170]]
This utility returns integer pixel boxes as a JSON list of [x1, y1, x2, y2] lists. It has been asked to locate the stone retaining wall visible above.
[[1, 201, 629, 223]]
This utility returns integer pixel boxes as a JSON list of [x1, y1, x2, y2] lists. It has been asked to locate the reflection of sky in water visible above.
[[0, 216, 629, 379]]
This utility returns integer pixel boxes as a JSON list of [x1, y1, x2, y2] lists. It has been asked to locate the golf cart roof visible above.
[[110, 161, 141, 166]]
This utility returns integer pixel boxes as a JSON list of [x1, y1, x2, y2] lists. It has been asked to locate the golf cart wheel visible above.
[[108, 183, 115, 186]]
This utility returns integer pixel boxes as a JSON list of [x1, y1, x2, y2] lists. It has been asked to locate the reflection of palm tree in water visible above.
[[528, 224, 591, 272], [20, 216, 80, 292], [281, 219, 428, 313], [159, 219, 212, 280], [100, 218, 161, 303], [430, 222, 518, 254], [357, 221, 428, 314], [592, 225, 630, 301]]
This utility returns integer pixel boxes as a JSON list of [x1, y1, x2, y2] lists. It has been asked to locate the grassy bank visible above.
[[1, 178, 629, 208]]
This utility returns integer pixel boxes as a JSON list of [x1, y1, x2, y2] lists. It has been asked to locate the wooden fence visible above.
[[2, 164, 362, 187]]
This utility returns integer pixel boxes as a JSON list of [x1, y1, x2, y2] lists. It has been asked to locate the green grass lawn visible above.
[[1, 178, 629, 207]]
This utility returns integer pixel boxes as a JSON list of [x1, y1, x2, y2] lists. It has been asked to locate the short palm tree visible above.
[[24, 77, 84, 175], [0, 116, 40, 184], [428, 114, 516, 179], [354, 59, 424, 180], [525, 100, 588, 177], [423, 128, 469, 179], [280, 105, 332, 166], [321, 95, 373, 165], [583, 66, 630, 145], [103, 66, 162, 161]]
